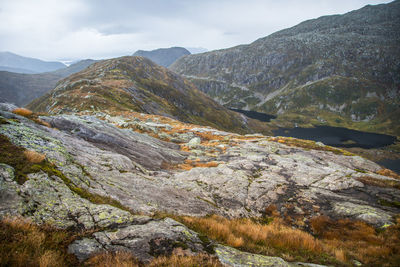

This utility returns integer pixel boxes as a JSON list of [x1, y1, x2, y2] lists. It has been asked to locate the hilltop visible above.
[[27, 56, 265, 134]]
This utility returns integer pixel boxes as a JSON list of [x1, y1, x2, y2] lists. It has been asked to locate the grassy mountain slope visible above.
[[171, 0, 400, 135], [27, 56, 265, 134]]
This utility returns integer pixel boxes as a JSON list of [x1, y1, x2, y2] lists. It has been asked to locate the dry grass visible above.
[[11, 108, 51, 128], [175, 214, 400, 266], [23, 150, 46, 163], [355, 176, 400, 190], [376, 168, 400, 179], [268, 136, 354, 156], [85, 251, 223, 267], [85, 251, 140, 267], [310, 216, 400, 266], [147, 253, 223, 267], [12, 108, 33, 117], [178, 159, 221, 170], [176, 215, 332, 264], [0, 216, 78, 267]]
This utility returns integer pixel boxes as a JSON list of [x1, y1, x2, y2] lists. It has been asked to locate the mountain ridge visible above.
[[170, 0, 400, 135], [27, 56, 266, 134], [133, 47, 190, 67], [0, 51, 66, 73]]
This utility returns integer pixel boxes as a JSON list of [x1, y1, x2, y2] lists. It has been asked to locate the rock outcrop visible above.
[[1, 104, 399, 264]]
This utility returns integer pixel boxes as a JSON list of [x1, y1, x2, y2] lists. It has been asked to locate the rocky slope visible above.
[[133, 47, 190, 67], [0, 51, 66, 73], [0, 59, 96, 106], [1, 103, 400, 265], [171, 0, 400, 135], [27, 56, 265, 134]]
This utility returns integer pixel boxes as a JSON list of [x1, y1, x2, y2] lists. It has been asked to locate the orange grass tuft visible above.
[[23, 150, 46, 163], [12, 108, 33, 117]]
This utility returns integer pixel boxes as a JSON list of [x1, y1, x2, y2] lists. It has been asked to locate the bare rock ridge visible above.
[[1, 103, 399, 265], [170, 0, 400, 135]]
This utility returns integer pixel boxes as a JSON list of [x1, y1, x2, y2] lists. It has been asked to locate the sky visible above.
[[0, 0, 393, 61]]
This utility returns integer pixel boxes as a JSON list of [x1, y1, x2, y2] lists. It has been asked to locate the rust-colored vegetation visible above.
[[376, 168, 400, 179], [12, 108, 51, 128], [310, 216, 400, 266], [23, 150, 46, 164], [355, 176, 400, 190], [0, 217, 78, 267], [268, 136, 354, 156], [174, 213, 400, 266]]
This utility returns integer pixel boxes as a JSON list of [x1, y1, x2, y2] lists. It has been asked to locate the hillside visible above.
[[27, 56, 264, 134], [0, 59, 96, 106], [133, 47, 190, 67], [0, 51, 66, 73], [171, 0, 400, 135]]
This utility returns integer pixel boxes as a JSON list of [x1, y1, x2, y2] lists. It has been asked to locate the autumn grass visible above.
[[0, 216, 78, 267], [172, 213, 400, 267], [12, 108, 33, 117], [23, 150, 46, 163], [0, 217, 223, 267], [268, 136, 354, 156], [85, 251, 223, 267], [11, 108, 51, 128], [355, 176, 400, 190], [310, 216, 400, 266], [175, 215, 338, 265]]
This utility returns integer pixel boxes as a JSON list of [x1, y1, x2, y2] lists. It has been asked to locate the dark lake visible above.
[[230, 108, 276, 122], [273, 126, 397, 149], [376, 159, 400, 174]]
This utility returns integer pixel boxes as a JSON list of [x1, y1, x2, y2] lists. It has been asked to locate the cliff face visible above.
[[171, 1, 400, 135], [27, 56, 266, 134]]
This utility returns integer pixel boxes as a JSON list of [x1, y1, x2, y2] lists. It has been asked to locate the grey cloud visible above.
[[0, 0, 393, 61]]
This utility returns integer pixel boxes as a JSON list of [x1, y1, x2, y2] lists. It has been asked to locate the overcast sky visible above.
[[0, 0, 392, 61]]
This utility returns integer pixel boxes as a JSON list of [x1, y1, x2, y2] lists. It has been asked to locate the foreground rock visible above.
[[69, 217, 208, 262], [1, 107, 399, 228], [1, 104, 400, 264]]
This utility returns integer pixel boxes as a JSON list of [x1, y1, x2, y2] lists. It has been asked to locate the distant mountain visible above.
[[0, 52, 66, 73], [186, 47, 208, 54], [133, 47, 190, 67], [0, 59, 97, 106], [27, 56, 266, 134], [171, 1, 400, 136]]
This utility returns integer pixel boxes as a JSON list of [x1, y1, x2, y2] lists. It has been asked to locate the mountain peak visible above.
[[133, 47, 190, 67]]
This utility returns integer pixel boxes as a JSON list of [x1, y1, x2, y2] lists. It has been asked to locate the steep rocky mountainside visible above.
[[27, 56, 266, 134], [0, 51, 66, 73], [171, 1, 400, 135], [133, 47, 190, 67], [0, 59, 97, 106], [1, 104, 400, 266]]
